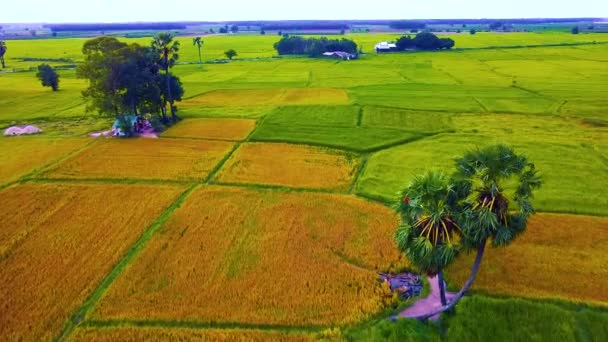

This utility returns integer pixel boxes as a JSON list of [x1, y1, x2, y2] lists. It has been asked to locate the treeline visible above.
[[389, 21, 427, 29], [274, 36, 358, 57], [77, 34, 183, 124], [43, 23, 186, 32], [395, 32, 455, 51]]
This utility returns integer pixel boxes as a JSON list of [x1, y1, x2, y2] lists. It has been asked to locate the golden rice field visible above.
[[0, 183, 185, 340], [181, 88, 350, 107], [446, 213, 608, 306], [91, 186, 406, 326], [216, 142, 360, 190], [162, 118, 257, 141], [0, 137, 90, 185], [44, 138, 235, 181], [70, 326, 315, 342]]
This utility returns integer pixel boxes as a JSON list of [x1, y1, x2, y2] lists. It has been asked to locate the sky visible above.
[[2, 0, 607, 23]]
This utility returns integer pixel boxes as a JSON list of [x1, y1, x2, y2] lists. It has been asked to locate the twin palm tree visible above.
[[395, 144, 541, 318], [152, 33, 180, 122], [193, 37, 204, 68]]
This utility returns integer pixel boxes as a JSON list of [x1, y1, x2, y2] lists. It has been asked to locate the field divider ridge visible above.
[[57, 184, 200, 341], [80, 319, 330, 334], [349, 154, 369, 194]]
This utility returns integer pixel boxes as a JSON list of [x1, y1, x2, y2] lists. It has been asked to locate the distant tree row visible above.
[[389, 20, 427, 30], [0, 40, 6, 68], [43, 23, 186, 32], [77, 34, 184, 123], [274, 36, 358, 57], [395, 32, 455, 51]]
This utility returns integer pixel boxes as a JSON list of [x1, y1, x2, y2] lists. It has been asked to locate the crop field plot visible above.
[[91, 186, 406, 326], [250, 105, 425, 151], [215, 142, 360, 190], [357, 113, 608, 215], [0, 137, 90, 185], [70, 326, 315, 342], [181, 88, 350, 108], [162, 118, 257, 141], [446, 213, 608, 306], [361, 106, 453, 133], [44, 138, 235, 182], [0, 182, 185, 340]]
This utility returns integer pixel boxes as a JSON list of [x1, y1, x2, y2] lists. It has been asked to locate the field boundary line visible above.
[[349, 154, 369, 194], [212, 181, 349, 195], [57, 184, 200, 341], [159, 135, 244, 143], [80, 319, 330, 334], [472, 97, 489, 113], [356, 105, 364, 127], [28, 177, 196, 186]]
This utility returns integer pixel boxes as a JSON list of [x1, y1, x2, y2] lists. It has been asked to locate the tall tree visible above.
[[395, 170, 467, 305], [403, 144, 541, 320], [192, 37, 204, 68], [36, 64, 60, 91], [152, 32, 180, 121], [0, 41, 7, 69]]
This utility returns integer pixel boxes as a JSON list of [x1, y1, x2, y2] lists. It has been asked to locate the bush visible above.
[[571, 26, 580, 34], [35, 64, 59, 91]]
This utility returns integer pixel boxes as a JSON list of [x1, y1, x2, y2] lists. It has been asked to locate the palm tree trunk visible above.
[[165, 68, 174, 120], [438, 270, 447, 306], [198, 47, 202, 68], [411, 239, 487, 320]]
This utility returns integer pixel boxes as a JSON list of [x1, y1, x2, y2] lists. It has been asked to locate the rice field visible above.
[[43, 138, 235, 182], [0, 137, 90, 185], [446, 213, 608, 306], [0, 31, 606, 340], [162, 118, 257, 141], [0, 183, 185, 340], [91, 186, 405, 326], [215, 142, 360, 190], [70, 326, 315, 342]]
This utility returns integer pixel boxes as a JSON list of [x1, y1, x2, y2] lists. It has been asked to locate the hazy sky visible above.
[[2, 0, 607, 23]]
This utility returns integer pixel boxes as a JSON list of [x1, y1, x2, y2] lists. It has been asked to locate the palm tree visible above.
[[0, 41, 7, 69], [152, 33, 180, 122], [409, 144, 541, 319], [395, 170, 467, 305], [192, 37, 204, 68]]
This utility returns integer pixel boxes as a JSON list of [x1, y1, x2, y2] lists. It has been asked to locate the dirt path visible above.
[[400, 276, 455, 320]]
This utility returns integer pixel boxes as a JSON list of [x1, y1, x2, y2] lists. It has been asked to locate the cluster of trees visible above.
[[0, 41, 6, 68], [395, 32, 455, 51], [36, 64, 59, 91], [218, 25, 239, 34], [77, 33, 184, 123], [395, 145, 541, 317], [389, 20, 427, 30], [274, 36, 358, 57]]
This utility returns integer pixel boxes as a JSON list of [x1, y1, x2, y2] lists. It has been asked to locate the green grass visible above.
[[346, 295, 608, 341]]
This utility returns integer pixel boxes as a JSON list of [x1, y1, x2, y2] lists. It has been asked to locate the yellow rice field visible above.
[[0, 183, 185, 340], [0, 137, 89, 185], [162, 118, 257, 141], [92, 186, 406, 326], [70, 327, 314, 342], [44, 138, 235, 181], [215, 142, 360, 190], [447, 213, 608, 306], [181, 88, 350, 107]]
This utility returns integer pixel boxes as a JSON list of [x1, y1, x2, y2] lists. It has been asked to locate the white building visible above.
[[375, 42, 397, 53]]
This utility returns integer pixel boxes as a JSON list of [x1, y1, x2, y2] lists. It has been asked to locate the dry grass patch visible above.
[[70, 326, 314, 342], [0, 137, 89, 185], [447, 213, 608, 306], [216, 143, 360, 190], [44, 138, 234, 181], [182, 88, 349, 107], [92, 186, 406, 326], [0, 182, 185, 340], [163, 118, 256, 141]]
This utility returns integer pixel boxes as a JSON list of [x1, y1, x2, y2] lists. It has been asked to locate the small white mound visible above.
[[3, 125, 42, 136]]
